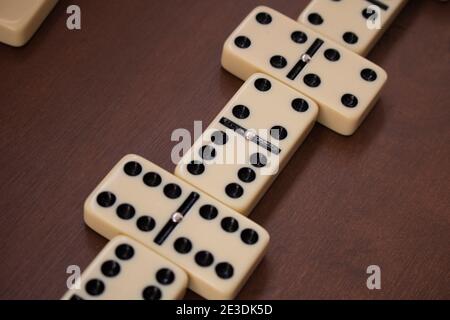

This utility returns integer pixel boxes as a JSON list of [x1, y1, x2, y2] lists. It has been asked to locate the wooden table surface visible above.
[[0, 0, 448, 300]]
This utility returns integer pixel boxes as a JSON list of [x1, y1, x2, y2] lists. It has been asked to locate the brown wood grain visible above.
[[0, 0, 448, 300]]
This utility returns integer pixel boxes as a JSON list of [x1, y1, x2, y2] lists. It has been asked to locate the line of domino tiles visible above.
[[63, 2, 407, 300]]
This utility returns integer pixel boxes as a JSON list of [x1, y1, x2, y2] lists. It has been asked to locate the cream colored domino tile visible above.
[[175, 73, 318, 215], [0, 0, 58, 47], [222, 6, 387, 136], [84, 154, 270, 300], [62, 235, 188, 300]]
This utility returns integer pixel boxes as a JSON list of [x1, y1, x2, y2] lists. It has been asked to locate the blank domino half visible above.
[[175, 73, 318, 215], [84, 154, 269, 300], [62, 235, 188, 300], [0, 0, 58, 47], [222, 6, 387, 135], [298, 0, 408, 56]]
